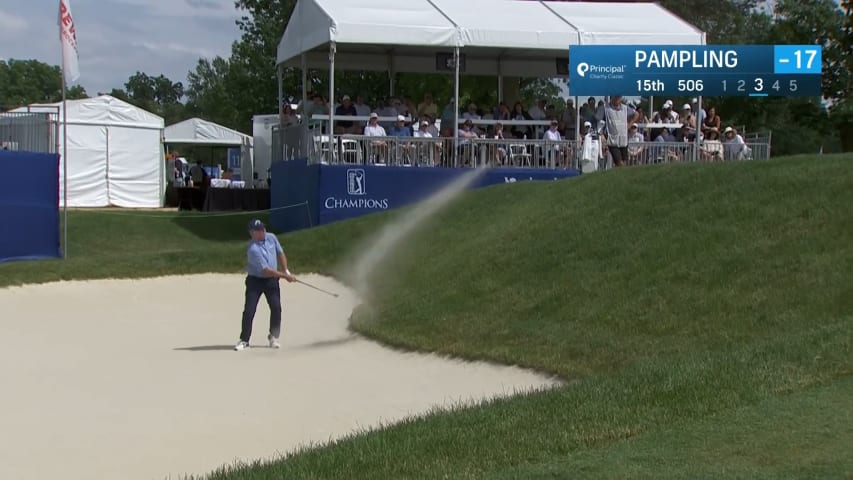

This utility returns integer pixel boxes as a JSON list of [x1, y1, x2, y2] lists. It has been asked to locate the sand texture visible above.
[[0, 273, 559, 480]]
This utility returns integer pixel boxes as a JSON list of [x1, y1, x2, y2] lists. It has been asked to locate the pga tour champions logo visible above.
[[324, 168, 390, 210], [347, 168, 365, 195]]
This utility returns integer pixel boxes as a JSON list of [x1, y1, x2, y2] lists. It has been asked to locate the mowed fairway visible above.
[[1, 154, 851, 479]]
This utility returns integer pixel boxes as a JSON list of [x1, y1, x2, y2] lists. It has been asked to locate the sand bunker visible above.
[[0, 273, 559, 480]]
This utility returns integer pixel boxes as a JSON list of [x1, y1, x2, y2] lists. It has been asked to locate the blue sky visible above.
[[0, 0, 242, 95]]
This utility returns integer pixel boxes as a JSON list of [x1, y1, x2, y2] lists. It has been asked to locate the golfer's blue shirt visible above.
[[246, 232, 283, 278]]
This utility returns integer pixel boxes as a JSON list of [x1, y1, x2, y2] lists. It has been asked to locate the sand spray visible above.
[[340, 165, 490, 302]]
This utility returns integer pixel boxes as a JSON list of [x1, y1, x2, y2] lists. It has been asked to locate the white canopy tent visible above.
[[9, 95, 165, 208], [163, 117, 254, 182], [275, 0, 706, 164]]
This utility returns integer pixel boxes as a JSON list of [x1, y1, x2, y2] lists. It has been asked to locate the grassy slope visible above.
[[2, 155, 851, 479], [202, 155, 852, 479]]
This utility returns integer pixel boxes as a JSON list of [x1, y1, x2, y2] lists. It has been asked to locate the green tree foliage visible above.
[[105, 71, 187, 125], [0, 59, 88, 109]]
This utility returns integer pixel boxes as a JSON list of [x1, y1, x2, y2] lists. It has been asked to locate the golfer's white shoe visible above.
[[234, 341, 249, 351], [268, 335, 281, 349]]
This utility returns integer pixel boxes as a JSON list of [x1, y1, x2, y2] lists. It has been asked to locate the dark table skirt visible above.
[[202, 187, 271, 212]]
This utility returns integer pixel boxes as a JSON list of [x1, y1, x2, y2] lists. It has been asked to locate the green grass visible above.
[[2, 154, 851, 479]]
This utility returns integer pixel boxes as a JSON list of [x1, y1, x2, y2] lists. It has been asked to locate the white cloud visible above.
[[0, 10, 28, 35]]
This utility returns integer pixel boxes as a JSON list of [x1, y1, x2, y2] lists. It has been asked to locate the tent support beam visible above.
[[277, 64, 283, 119], [301, 53, 308, 160], [328, 41, 336, 165], [453, 46, 460, 168]]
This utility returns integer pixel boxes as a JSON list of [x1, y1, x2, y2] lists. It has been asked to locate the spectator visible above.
[[509, 101, 532, 139], [353, 95, 371, 117], [417, 93, 438, 120], [388, 115, 412, 137], [559, 98, 576, 139], [723, 126, 750, 160], [334, 95, 359, 134], [702, 106, 721, 134], [528, 99, 547, 120], [602, 95, 630, 167]]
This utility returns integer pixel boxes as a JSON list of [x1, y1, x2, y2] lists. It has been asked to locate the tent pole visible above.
[[301, 53, 308, 161], [277, 64, 284, 120], [328, 41, 336, 165], [453, 46, 460, 168], [575, 96, 580, 171]]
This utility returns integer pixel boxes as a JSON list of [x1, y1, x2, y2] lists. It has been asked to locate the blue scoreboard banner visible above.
[[568, 45, 822, 97]]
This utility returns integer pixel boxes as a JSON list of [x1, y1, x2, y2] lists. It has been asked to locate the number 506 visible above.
[[678, 79, 704, 92]]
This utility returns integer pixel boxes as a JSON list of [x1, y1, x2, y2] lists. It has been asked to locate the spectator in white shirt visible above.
[[363, 112, 388, 162], [543, 120, 567, 167], [528, 100, 547, 120]]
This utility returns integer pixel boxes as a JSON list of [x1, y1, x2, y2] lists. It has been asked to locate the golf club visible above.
[[296, 278, 339, 298]]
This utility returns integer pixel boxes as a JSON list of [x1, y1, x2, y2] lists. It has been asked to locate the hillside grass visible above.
[[1, 154, 851, 479]]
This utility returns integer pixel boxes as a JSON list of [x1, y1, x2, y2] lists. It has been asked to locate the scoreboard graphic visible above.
[[568, 45, 822, 97]]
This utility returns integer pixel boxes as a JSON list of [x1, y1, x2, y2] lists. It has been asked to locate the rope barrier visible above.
[[68, 201, 310, 219]]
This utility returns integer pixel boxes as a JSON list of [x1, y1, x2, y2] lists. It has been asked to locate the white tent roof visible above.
[[277, 0, 704, 76], [9, 95, 163, 130], [164, 117, 252, 146]]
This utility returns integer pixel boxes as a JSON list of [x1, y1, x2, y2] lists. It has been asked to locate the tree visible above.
[[107, 72, 187, 124], [0, 59, 88, 109]]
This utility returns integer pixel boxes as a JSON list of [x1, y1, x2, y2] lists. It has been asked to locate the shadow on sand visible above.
[[173, 336, 358, 352], [173, 345, 237, 352]]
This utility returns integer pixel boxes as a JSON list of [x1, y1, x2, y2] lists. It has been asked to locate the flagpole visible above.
[[58, 0, 73, 259], [61, 62, 68, 259]]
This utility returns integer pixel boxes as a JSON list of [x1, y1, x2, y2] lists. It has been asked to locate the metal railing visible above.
[[0, 109, 60, 154], [304, 134, 580, 169], [295, 134, 769, 169]]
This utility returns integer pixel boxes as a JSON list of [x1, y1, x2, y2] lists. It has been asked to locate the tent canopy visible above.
[[10, 94, 164, 130], [164, 117, 253, 146], [277, 0, 705, 77]]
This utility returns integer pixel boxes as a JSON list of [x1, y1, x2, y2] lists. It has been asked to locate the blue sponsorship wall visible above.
[[269, 162, 579, 232], [269, 158, 319, 232], [0, 151, 61, 262]]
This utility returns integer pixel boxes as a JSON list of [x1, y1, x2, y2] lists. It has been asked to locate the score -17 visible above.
[[723, 78, 798, 93]]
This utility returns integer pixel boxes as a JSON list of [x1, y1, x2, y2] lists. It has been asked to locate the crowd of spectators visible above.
[[287, 92, 753, 166]]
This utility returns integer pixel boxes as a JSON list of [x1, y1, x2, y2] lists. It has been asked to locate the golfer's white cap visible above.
[[583, 121, 592, 127], [397, 114, 406, 121]]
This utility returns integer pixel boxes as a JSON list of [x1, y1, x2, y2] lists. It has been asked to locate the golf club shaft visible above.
[[296, 279, 339, 297]]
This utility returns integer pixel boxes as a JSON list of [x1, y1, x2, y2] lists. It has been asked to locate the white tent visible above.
[[163, 117, 255, 184], [276, 0, 705, 76], [9, 95, 165, 208], [164, 117, 252, 146]]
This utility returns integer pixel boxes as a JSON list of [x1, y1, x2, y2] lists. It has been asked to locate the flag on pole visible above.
[[59, 0, 80, 83]]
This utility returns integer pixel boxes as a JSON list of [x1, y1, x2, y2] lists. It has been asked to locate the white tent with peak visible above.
[[163, 117, 255, 182], [9, 95, 165, 208]]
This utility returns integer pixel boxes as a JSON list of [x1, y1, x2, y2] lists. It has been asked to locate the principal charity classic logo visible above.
[[347, 168, 365, 195], [324, 168, 390, 209], [575, 61, 626, 79]]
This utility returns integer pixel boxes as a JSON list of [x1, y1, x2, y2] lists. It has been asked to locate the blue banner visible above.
[[568, 44, 822, 97], [0, 151, 61, 262], [269, 158, 319, 233], [316, 165, 578, 225]]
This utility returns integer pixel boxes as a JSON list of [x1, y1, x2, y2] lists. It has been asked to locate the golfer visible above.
[[234, 219, 295, 351]]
